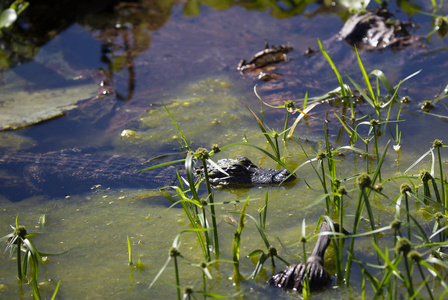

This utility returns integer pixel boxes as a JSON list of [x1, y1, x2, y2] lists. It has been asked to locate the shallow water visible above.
[[1, 0, 448, 299]]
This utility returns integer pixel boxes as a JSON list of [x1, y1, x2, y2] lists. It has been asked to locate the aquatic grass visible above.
[[318, 42, 420, 154], [244, 94, 282, 161], [350, 154, 448, 299], [246, 198, 290, 280], [191, 148, 220, 258], [291, 133, 372, 214], [345, 141, 390, 282], [38, 214, 47, 232], [148, 228, 213, 299], [433, 140, 446, 208], [0, 216, 62, 300], [126, 235, 144, 277], [252, 85, 311, 143], [300, 219, 312, 297], [399, 184, 413, 240], [404, 139, 448, 214], [165, 184, 211, 262], [142, 104, 227, 261], [143, 56, 448, 298], [127, 235, 133, 266], [162, 102, 191, 151], [244, 99, 284, 162], [355, 232, 448, 300], [318, 40, 352, 117], [231, 196, 250, 284]]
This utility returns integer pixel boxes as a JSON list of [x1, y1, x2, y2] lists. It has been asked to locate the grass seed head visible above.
[[357, 173, 371, 189], [408, 250, 421, 263], [400, 184, 412, 194], [183, 286, 193, 296], [316, 150, 326, 160], [395, 238, 412, 256], [390, 219, 401, 231], [433, 139, 443, 148], [369, 119, 379, 126], [374, 184, 383, 192], [434, 212, 444, 220], [338, 186, 348, 196], [169, 247, 181, 258], [419, 170, 432, 182], [194, 148, 209, 160], [14, 225, 27, 239], [436, 17, 448, 38], [211, 144, 220, 153], [268, 246, 278, 256], [284, 100, 296, 112]]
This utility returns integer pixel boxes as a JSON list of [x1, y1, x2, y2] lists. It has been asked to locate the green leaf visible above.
[[0, 8, 17, 28]]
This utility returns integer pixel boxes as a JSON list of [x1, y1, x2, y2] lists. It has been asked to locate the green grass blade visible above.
[[355, 47, 375, 103], [50, 279, 62, 300], [127, 236, 132, 265], [246, 214, 270, 249], [148, 255, 172, 290], [318, 39, 346, 98], [138, 159, 185, 172], [347, 75, 375, 108]]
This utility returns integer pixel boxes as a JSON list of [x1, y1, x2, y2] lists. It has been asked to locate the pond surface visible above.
[[1, 0, 448, 299]]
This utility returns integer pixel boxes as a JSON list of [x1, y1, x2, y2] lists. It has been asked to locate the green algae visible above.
[[113, 77, 253, 155], [0, 185, 315, 299]]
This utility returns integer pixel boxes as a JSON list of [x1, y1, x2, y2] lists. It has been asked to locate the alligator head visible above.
[[203, 156, 295, 187]]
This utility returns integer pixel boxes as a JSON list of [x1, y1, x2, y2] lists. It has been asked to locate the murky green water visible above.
[[1, 0, 448, 299]]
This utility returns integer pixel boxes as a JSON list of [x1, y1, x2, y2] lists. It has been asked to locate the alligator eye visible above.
[[229, 164, 249, 173]]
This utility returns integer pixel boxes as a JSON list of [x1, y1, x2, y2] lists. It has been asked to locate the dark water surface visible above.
[[1, 0, 448, 298]]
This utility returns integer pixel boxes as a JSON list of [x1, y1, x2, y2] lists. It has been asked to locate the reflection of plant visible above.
[[0, 0, 28, 30]]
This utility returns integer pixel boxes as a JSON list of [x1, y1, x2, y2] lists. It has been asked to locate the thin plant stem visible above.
[[174, 255, 181, 300], [416, 264, 435, 300], [200, 204, 212, 260], [302, 239, 310, 297], [17, 240, 22, 280], [201, 159, 219, 258], [319, 159, 330, 213], [283, 111, 290, 141], [372, 124, 381, 182], [403, 255, 415, 296], [404, 192, 411, 241], [345, 188, 364, 282], [437, 146, 446, 207]]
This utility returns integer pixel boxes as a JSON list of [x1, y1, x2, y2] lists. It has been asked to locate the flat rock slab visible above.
[[0, 83, 97, 130]]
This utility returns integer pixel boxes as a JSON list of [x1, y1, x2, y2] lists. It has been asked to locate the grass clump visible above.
[[0, 216, 61, 300]]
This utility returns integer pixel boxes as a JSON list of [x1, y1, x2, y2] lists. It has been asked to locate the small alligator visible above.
[[0, 150, 295, 201], [237, 42, 293, 72], [204, 156, 294, 187]]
